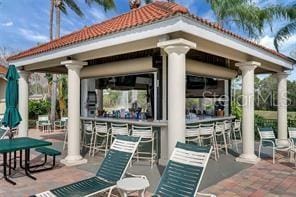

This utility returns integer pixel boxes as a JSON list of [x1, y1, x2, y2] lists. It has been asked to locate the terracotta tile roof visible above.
[[8, 1, 292, 63], [0, 65, 7, 75]]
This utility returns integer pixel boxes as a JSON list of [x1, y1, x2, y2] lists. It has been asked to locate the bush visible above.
[[28, 100, 50, 120], [231, 101, 242, 119]]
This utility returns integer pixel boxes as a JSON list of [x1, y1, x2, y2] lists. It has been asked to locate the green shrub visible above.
[[28, 100, 50, 120]]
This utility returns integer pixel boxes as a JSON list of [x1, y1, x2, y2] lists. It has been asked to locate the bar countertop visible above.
[[81, 116, 236, 127], [80, 117, 168, 127]]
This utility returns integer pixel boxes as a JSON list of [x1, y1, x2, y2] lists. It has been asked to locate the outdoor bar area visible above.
[[7, 2, 294, 168], [78, 47, 236, 164]]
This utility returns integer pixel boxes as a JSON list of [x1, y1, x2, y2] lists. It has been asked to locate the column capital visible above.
[[236, 61, 261, 72], [18, 70, 30, 79], [157, 38, 196, 55], [61, 60, 88, 70], [276, 71, 290, 79]]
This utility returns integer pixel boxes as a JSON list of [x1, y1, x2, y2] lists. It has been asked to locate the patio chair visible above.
[[36, 115, 51, 132], [288, 127, 296, 147], [223, 120, 233, 149], [0, 126, 8, 139], [35, 135, 141, 197], [258, 127, 291, 164], [232, 119, 242, 152], [199, 123, 219, 160], [81, 120, 95, 156], [110, 123, 130, 145], [186, 124, 200, 144], [91, 121, 109, 157], [131, 125, 156, 168], [54, 117, 68, 131], [153, 142, 215, 197], [215, 122, 228, 155]]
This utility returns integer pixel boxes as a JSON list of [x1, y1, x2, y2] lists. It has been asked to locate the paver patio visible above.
[[0, 130, 295, 197]]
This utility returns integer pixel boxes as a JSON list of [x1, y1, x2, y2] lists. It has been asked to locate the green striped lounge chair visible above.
[[153, 142, 215, 197], [258, 127, 291, 164], [35, 135, 141, 197]]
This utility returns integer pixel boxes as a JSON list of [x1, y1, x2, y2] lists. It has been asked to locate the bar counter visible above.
[[80, 117, 168, 127], [80, 116, 235, 126]]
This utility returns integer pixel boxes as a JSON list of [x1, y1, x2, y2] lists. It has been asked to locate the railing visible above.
[[255, 118, 296, 139]]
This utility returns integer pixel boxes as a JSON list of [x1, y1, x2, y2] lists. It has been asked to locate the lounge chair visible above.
[[258, 127, 291, 164], [153, 142, 215, 197], [35, 135, 141, 197]]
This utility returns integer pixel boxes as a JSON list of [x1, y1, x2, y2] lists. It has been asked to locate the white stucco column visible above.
[[235, 61, 261, 164], [158, 38, 196, 156], [277, 72, 289, 141], [61, 60, 87, 166], [18, 70, 29, 137]]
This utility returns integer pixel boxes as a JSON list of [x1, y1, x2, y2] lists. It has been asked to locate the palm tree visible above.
[[273, 6, 296, 52], [207, 0, 296, 39], [49, 0, 115, 121]]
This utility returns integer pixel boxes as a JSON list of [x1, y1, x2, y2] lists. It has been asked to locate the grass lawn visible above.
[[255, 110, 296, 119]]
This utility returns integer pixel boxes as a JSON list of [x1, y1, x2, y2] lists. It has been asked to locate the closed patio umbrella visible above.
[[2, 65, 22, 138]]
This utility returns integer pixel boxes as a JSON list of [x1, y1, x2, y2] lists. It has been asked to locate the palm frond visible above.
[[63, 0, 84, 17], [274, 21, 296, 52], [85, 0, 115, 11]]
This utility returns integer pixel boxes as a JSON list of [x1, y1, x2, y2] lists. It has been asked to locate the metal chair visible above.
[[109, 123, 130, 145], [224, 120, 233, 149], [288, 127, 296, 147], [232, 119, 242, 151], [258, 127, 291, 164], [199, 123, 218, 160], [36, 115, 52, 133], [54, 117, 68, 131], [81, 120, 95, 156], [185, 124, 200, 144], [91, 122, 109, 157], [131, 125, 156, 168], [215, 122, 228, 155]]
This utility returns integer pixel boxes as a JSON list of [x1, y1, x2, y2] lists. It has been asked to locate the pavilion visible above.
[[7, 2, 294, 166]]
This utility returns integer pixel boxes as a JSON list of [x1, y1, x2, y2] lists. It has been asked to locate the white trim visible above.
[[9, 16, 293, 69], [180, 16, 293, 69]]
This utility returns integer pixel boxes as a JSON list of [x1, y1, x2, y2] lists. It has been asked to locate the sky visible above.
[[0, 0, 295, 79]]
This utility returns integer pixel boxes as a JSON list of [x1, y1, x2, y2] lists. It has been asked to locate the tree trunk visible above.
[[50, 2, 61, 122], [49, 0, 54, 40]]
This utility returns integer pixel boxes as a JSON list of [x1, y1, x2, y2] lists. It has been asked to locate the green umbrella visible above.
[[2, 65, 22, 137]]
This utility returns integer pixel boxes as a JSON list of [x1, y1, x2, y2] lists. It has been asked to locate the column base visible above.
[[236, 154, 261, 164], [61, 155, 87, 166]]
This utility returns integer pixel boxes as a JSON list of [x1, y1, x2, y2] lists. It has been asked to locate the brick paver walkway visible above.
[[0, 130, 295, 196], [202, 159, 296, 197]]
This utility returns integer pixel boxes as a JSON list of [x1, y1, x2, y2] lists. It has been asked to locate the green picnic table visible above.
[[0, 137, 52, 185]]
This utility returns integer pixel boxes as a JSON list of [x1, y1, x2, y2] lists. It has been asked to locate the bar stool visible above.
[[224, 120, 233, 150], [232, 119, 242, 152], [131, 125, 156, 168], [215, 122, 228, 155], [91, 122, 109, 157], [186, 124, 200, 144], [81, 120, 95, 156], [109, 123, 130, 145], [199, 123, 219, 160]]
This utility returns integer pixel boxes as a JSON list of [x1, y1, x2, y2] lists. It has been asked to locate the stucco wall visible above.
[[0, 79, 6, 115]]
